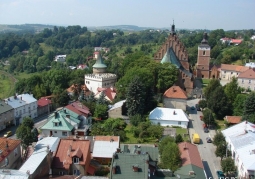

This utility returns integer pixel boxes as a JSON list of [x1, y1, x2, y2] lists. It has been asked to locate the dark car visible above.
[[204, 128, 209, 133], [195, 104, 201, 111], [216, 170, 225, 179], [206, 137, 212, 143], [190, 106, 195, 110]]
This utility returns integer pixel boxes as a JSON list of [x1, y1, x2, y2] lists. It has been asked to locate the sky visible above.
[[0, 0, 254, 30]]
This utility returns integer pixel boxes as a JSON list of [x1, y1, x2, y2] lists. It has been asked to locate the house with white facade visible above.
[[54, 55, 66, 62], [5, 94, 37, 125], [220, 64, 249, 81], [238, 68, 255, 91], [149, 107, 189, 128], [85, 53, 117, 94], [245, 62, 255, 68], [222, 121, 255, 179]]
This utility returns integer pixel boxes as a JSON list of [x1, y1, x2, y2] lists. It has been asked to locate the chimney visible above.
[[64, 109, 66, 113], [133, 165, 139, 172], [137, 149, 141, 155], [116, 148, 121, 153]]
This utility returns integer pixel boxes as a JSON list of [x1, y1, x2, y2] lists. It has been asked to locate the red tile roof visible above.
[[225, 116, 242, 124], [37, 98, 52, 107], [221, 64, 249, 72], [231, 39, 243, 44], [65, 101, 90, 115], [0, 138, 21, 162], [163, 86, 188, 99], [238, 68, 255, 79], [52, 139, 90, 170], [178, 142, 204, 169], [96, 87, 117, 101]]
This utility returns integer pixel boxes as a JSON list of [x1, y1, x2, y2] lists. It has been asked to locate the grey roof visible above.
[[93, 53, 107, 69], [0, 170, 29, 179], [19, 137, 60, 175], [4, 94, 37, 109], [108, 100, 126, 111], [0, 101, 13, 114], [110, 152, 149, 179], [120, 144, 159, 162]]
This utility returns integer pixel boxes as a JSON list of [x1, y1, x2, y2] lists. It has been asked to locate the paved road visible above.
[[187, 99, 221, 179]]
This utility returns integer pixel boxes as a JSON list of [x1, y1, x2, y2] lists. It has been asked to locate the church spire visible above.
[[201, 32, 208, 44], [171, 20, 176, 35]]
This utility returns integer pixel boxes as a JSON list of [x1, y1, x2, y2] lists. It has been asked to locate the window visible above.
[[73, 169, 80, 175], [242, 79, 244, 84], [54, 131, 57, 133], [224, 71, 226, 73], [178, 122, 181, 125], [203, 51, 205, 55], [73, 157, 79, 164], [54, 122, 58, 126], [62, 132, 67, 136], [23, 109, 25, 113], [237, 73, 239, 75], [59, 171, 65, 175], [231, 72, 233, 74], [249, 80, 251, 84]]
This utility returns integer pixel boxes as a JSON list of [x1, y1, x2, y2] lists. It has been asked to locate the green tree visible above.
[[233, 94, 247, 116], [130, 114, 145, 126], [156, 63, 178, 93], [158, 136, 175, 155], [204, 79, 221, 100], [94, 104, 108, 119], [175, 134, 184, 143], [161, 142, 181, 171], [224, 77, 241, 103], [215, 141, 231, 161], [97, 91, 108, 105], [32, 128, 39, 142], [16, 125, 34, 150], [198, 99, 207, 109], [126, 76, 146, 116], [213, 132, 225, 147], [202, 108, 214, 126], [242, 92, 255, 123], [221, 157, 236, 175], [148, 125, 163, 139], [22, 117, 34, 129], [207, 86, 231, 119]]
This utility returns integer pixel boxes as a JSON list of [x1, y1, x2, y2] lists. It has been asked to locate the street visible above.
[[187, 99, 221, 179]]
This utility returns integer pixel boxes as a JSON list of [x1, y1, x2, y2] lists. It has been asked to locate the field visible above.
[[0, 70, 17, 99]]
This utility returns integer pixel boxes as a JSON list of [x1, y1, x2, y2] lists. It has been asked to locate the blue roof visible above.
[[93, 53, 107, 68]]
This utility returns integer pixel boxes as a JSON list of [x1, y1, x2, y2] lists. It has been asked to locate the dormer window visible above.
[[73, 157, 79, 164]]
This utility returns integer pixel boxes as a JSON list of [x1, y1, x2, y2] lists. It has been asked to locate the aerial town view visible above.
[[0, 0, 255, 179]]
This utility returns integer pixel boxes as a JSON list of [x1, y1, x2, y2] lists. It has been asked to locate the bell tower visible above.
[[196, 32, 211, 78]]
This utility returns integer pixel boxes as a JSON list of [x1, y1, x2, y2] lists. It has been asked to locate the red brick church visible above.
[[154, 23, 194, 95]]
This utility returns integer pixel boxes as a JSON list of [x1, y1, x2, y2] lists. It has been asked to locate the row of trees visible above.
[[199, 77, 255, 124]]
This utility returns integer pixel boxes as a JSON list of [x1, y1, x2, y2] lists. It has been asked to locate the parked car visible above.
[[190, 106, 195, 110], [4, 131, 12, 138], [195, 104, 201, 111], [216, 170, 225, 179], [206, 137, 212, 143], [204, 128, 209, 133]]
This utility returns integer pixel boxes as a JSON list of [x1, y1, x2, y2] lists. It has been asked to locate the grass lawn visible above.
[[175, 128, 189, 141], [14, 72, 40, 80], [0, 73, 14, 99], [39, 43, 54, 54], [123, 124, 156, 144], [215, 120, 226, 131], [202, 78, 211, 88]]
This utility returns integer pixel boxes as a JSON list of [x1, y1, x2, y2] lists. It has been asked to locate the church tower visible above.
[[92, 53, 107, 74], [196, 32, 211, 78]]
